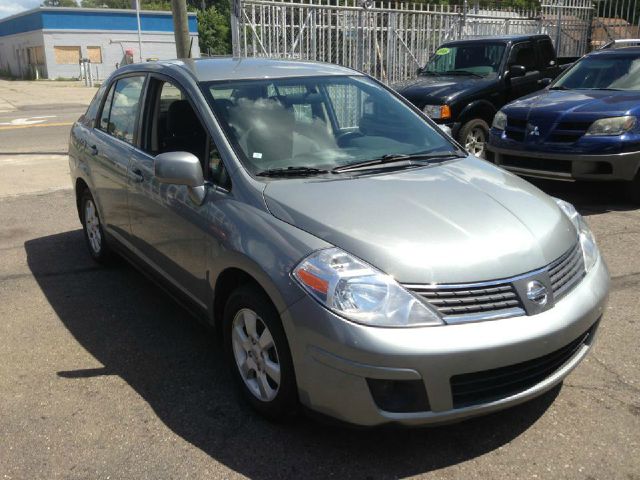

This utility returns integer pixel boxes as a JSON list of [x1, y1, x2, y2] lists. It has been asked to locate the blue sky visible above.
[[0, 0, 54, 19]]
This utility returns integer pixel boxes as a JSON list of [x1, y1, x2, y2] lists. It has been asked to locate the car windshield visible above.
[[203, 75, 456, 174], [552, 54, 640, 90], [422, 43, 506, 77]]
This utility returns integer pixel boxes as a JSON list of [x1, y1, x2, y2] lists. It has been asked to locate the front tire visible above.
[[459, 118, 490, 159], [223, 285, 298, 420], [80, 189, 112, 264]]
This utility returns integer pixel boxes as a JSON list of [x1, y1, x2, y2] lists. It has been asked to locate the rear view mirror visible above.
[[509, 65, 527, 78], [155, 151, 206, 204]]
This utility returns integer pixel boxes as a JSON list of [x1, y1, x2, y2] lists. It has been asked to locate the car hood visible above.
[[505, 89, 640, 117], [393, 75, 494, 104], [263, 157, 577, 284]]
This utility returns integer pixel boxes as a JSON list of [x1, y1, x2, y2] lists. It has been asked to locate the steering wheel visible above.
[[336, 130, 364, 147]]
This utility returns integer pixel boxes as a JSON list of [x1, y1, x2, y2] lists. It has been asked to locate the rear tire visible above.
[[459, 118, 490, 159], [80, 189, 112, 264], [223, 284, 298, 420]]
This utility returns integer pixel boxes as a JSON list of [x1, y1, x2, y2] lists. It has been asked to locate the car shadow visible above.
[[527, 178, 637, 216], [25, 230, 560, 479]]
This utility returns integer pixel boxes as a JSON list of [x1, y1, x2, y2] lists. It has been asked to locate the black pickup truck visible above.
[[393, 34, 573, 158]]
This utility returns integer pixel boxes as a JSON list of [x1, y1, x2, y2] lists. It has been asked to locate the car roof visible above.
[[118, 57, 362, 82], [442, 34, 550, 45]]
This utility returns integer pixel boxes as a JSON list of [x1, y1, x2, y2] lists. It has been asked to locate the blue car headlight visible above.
[[555, 199, 599, 272], [585, 116, 636, 136], [492, 111, 507, 130]]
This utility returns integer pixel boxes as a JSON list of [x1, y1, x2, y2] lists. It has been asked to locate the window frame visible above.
[[139, 73, 231, 190], [509, 41, 536, 71], [95, 73, 149, 147]]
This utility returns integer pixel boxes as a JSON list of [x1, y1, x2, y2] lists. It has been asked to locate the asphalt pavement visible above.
[[0, 80, 638, 480]]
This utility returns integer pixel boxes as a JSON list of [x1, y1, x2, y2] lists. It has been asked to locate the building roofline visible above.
[[0, 6, 195, 25]]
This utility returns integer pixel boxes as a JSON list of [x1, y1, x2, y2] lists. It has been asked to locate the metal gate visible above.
[[230, 0, 618, 83]]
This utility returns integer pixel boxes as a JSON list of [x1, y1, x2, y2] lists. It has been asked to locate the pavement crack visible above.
[[589, 354, 640, 394], [610, 271, 640, 292], [0, 266, 102, 283]]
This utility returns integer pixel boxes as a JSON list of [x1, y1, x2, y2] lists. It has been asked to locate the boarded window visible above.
[[87, 46, 102, 64], [27, 46, 45, 65], [53, 46, 81, 65]]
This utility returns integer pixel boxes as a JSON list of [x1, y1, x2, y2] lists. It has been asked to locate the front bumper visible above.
[[281, 255, 609, 426], [486, 143, 640, 181]]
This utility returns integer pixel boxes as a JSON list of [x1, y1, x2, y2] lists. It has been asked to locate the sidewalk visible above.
[[0, 79, 98, 112]]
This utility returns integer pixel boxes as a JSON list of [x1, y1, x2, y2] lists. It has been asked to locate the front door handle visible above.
[[130, 168, 144, 183]]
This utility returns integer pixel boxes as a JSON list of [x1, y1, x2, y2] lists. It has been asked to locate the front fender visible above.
[[458, 99, 498, 125]]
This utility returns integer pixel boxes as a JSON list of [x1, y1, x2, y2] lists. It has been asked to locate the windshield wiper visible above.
[[256, 166, 329, 177], [332, 151, 463, 173], [443, 70, 483, 78]]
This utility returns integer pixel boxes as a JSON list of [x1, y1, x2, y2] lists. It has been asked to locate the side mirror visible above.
[[155, 151, 206, 205], [508, 64, 527, 78], [416, 66, 423, 76]]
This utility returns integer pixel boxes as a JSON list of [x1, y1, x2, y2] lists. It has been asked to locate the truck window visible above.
[[536, 39, 556, 69], [509, 42, 536, 71]]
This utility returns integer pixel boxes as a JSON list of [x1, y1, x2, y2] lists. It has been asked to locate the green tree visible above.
[[42, 0, 79, 6], [81, 0, 130, 7], [198, 5, 231, 55]]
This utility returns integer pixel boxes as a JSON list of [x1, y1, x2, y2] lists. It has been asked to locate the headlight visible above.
[[423, 104, 451, 120], [492, 111, 507, 130], [586, 116, 636, 136], [555, 199, 599, 272], [292, 248, 443, 327]]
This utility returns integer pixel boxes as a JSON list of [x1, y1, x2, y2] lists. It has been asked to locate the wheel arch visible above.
[[458, 100, 498, 127], [212, 265, 294, 337], [75, 177, 90, 222]]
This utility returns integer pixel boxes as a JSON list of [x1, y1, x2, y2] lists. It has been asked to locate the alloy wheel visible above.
[[465, 126, 486, 157], [84, 199, 102, 255], [231, 308, 281, 402]]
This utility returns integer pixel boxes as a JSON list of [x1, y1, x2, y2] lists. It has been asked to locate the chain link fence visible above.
[[231, 0, 639, 83]]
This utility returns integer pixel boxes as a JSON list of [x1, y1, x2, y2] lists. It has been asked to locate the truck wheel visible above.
[[459, 119, 490, 159], [224, 284, 298, 420]]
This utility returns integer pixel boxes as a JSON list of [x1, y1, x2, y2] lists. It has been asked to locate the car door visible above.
[[127, 76, 224, 308], [89, 74, 146, 241], [507, 41, 542, 101]]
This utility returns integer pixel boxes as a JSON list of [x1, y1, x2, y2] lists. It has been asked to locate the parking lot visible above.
[[0, 80, 639, 479]]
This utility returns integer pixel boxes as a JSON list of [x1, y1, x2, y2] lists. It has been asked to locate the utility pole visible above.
[[171, 0, 191, 59]]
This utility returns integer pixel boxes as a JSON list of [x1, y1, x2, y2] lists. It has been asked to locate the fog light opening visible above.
[[366, 378, 431, 413]]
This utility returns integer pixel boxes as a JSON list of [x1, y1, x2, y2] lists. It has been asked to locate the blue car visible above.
[[486, 45, 640, 202]]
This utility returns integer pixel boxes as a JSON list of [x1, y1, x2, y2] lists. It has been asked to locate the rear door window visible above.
[[509, 42, 536, 71], [536, 39, 556, 69], [98, 75, 146, 144]]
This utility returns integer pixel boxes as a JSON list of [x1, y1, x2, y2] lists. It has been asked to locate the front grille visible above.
[[409, 284, 523, 318], [505, 116, 527, 142], [450, 322, 598, 408], [549, 122, 591, 143], [501, 154, 572, 174], [548, 241, 586, 301], [406, 242, 585, 322]]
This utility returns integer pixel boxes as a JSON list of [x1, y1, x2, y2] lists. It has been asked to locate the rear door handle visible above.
[[130, 168, 144, 183]]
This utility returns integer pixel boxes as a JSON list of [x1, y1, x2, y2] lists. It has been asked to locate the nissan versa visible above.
[[68, 58, 610, 426]]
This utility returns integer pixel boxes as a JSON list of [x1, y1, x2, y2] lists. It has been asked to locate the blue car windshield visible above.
[[203, 75, 456, 173], [553, 55, 640, 90]]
